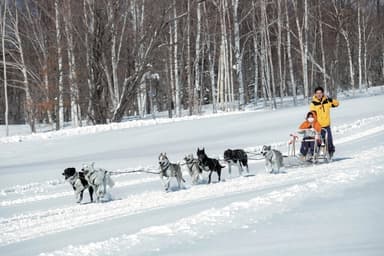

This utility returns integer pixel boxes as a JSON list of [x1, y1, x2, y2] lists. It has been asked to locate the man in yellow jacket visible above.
[[310, 86, 339, 158]]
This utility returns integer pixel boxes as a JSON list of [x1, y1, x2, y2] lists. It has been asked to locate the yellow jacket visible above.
[[309, 95, 339, 127]]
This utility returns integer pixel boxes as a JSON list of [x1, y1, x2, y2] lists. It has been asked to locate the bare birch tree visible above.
[[233, 0, 244, 110], [285, 0, 297, 105], [63, 0, 81, 127], [55, 0, 64, 129], [1, 1, 9, 136]]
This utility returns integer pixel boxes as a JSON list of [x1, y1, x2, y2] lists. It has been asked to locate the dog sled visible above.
[[287, 128, 331, 165]]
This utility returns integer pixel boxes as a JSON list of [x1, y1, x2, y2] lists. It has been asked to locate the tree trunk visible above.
[[168, 17, 174, 118], [285, 0, 297, 105], [64, 0, 80, 127], [261, 0, 275, 109], [13, 4, 35, 132], [310, 27, 317, 94], [265, 20, 277, 109], [204, 3, 216, 113], [194, 1, 202, 114], [293, 1, 308, 100], [84, 0, 95, 124], [358, 1, 362, 92], [55, 0, 64, 129], [277, 0, 283, 103], [173, 0, 181, 117], [362, 11, 369, 88], [252, 0, 259, 107], [318, 0, 327, 91], [107, 1, 120, 109], [2, 1, 9, 136], [303, 0, 309, 100], [233, 0, 244, 110], [187, 0, 193, 116], [341, 29, 355, 96]]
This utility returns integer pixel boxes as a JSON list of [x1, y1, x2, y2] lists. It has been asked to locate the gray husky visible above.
[[184, 154, 203, 185], [261, 145, 284, 174], [158, 153, 185, 191], [81, 163, 115, 202]]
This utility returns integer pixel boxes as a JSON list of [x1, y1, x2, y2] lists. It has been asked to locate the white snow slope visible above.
[[1, 94, 384, 256]]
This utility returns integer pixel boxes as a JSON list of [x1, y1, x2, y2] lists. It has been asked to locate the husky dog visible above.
[[81, 163, 115, 202], [158, 153, 185, 191], [223, 149, 249, 177], [62, 167, 94, 203], [196, 148, 225, 184], [184, 154, 203, 184], [261, 145, 284, 174]]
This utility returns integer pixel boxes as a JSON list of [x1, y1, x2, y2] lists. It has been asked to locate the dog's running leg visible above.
[[217, 168, 222, 182], [237, 162, 243, 176], [160, 172, 168, 191], [208, 171, 213, 184], [271, 163, 278, 174], [176, 171, 184, 190], [227, 162, 232, 178], [264, 160, 270, 173], [165, 177, 171, 191], [77, 191, 83, 203], [89, 187, 94, 203], [243, 159, 249, 173]]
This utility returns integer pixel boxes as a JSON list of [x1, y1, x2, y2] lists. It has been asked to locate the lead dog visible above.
[[81, 163, 115, 202], [62, 167, 94, 203], [196, 148, 224, 184], [159, 153, 186, 191], [223, 149, 249, 177], [261, 145, 284, 174], [184, 154, 203, 184]]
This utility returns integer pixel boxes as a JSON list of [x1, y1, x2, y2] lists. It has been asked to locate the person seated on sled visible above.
[[297, 111, 322, 160]]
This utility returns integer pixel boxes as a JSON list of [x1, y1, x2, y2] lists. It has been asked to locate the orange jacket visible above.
[[299, 111, 322, 133]]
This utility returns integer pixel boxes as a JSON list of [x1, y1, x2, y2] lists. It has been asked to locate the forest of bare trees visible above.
[[0, 0, 383, 134]]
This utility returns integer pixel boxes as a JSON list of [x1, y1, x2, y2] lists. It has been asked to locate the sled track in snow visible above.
[[0, 176, 160, 207], [1, 143, 383, 247], [41, 152, 384, 256]]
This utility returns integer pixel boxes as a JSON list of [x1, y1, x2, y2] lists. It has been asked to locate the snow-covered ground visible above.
[[1, 93, 384, 256]]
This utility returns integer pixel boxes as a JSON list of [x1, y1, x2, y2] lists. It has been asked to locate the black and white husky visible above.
[[62, 167, 94, 203], [261, 145, 284, 174], [158, 153, 186, 191], [223, 149, 249, 177], [184, 154, 203, 184], [196, 148, 225, 184], [81, 163, 115, 202]]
